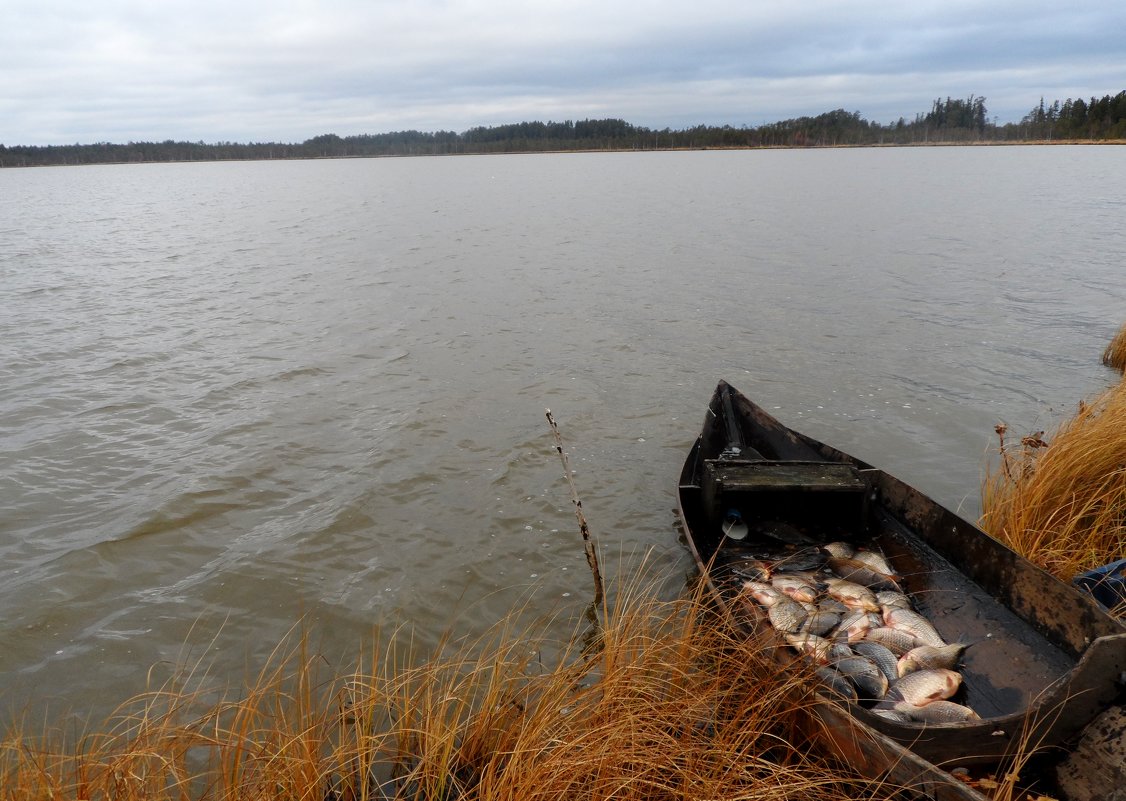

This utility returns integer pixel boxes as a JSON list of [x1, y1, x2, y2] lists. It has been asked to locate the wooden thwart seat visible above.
[[704, 460, 867, 493]]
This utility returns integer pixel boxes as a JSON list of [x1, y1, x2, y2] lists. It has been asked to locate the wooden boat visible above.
[[677, 381, 1126, 800]]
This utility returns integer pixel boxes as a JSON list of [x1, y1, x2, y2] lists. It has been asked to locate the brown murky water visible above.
[[1, 147, 1124, 721]]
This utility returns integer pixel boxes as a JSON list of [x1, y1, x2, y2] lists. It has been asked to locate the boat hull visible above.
[[677, 381, 1126, 795]]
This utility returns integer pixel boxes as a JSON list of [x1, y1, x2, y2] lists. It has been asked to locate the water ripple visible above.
[[1, 149, 1124, 720]]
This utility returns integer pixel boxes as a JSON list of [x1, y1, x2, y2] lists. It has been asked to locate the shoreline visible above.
[[3, 138, 1124, 169]]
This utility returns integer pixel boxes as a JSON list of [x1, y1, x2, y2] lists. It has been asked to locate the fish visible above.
[[892, 700, 980, 723], [828, 557, 903, 592], [862, 627, 922, 656], [835, 608, 878, 643], [875, 590, 913, 611], [851, 548, 896, 576], [897, 644, 968, 677], [886, 668, 962, 707], [817, 597, 851, 616], [798, 611, 841, 637], [772, 575, 823, 604], [729, 565, 771, 583], [806, 631, 854, 662], [824, 578, 881, 612], [785, 633, 833, 663], [833, 655, 890, 699], [852, 641, 900, 683], [724, 558, 773, 583], [815, 666, 858, 701], [884, 607, 946, 648], [822, 541, 856, 559], [871, 707, 914, 723], [742, 580, 785, 608], [768, 597, 809, 633]]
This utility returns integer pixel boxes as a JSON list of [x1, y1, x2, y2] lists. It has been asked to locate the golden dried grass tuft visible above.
[[1102, 321, 1126, 373], [0, 575, 882, 801], [981, 382, 1126, 604]]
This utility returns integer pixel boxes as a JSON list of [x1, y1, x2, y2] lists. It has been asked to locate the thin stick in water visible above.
[[545, 408, 604, 608]]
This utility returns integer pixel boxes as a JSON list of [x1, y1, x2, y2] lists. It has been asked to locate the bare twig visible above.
[[995, 423, 1012, 482], [545, 409, 604, 608]]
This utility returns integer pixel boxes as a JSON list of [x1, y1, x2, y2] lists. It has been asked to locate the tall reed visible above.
[[981, 382, 1126, 596]]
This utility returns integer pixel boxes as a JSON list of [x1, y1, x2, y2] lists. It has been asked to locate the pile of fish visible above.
[[736, 540, 980, 724]]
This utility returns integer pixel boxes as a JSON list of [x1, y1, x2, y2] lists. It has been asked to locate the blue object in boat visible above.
[[1072, 558, 1126, 611]]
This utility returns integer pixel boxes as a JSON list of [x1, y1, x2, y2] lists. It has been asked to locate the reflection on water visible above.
[[1, 147, 1124, 719]]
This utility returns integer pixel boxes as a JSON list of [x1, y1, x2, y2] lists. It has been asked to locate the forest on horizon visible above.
[[3, 91, 1124, 168]]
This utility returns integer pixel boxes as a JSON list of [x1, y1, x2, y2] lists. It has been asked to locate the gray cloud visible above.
[[3, 0, 1123, 145]]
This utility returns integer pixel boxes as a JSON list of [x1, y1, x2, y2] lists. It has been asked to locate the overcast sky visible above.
[[3, 1, 1123, 146]]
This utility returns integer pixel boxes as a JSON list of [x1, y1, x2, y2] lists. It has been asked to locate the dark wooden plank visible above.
[[705, 460, 866, 493]]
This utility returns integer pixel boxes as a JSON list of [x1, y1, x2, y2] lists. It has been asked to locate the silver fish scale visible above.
[[785, 632, 832, 662], [876, 590, 912, 610], [768, 597, 808, 633], [885, 608, 946, 648], [772, 575, 821, 604], [871, 707, 914, 723], [852, 549, 895, 576], [853, 641, 899, 682], [862, 627, 920, 655], [893, 699, 980, 723], [833, 655, 889, 699], [823, 541, 856, 559], [799, 611, 841, 637], [887, 668, 961, 706], [824, 578, 880, 611], [898, 643, 967, 676], [818, 597, 850, 616], [815, 666, 858, 701]]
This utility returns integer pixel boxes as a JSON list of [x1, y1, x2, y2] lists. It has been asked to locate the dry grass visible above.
[[981, 381, 1126, 595], [20, 389, 1120, 799], [0, 575, 883, 801], [1102, 322, 1126, 373]]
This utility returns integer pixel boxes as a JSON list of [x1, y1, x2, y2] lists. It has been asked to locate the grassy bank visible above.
[[980, 385, 1126, 614], [1102, 322, 1126, 373], [1, 576, 887, 800]]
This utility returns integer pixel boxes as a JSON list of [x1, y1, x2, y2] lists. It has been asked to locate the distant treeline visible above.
[[3, 91, 1124, 167]]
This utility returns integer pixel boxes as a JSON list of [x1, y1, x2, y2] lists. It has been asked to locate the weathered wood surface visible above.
[[704, 460, 867, 492], [1055, 705, 1126, 801]]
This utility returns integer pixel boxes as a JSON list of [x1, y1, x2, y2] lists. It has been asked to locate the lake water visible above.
[[2, 146, 1124, 721]]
